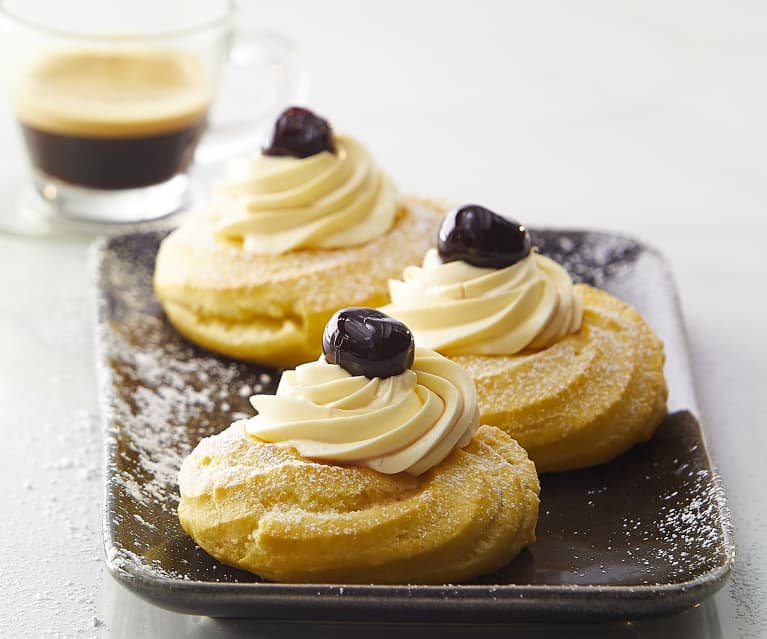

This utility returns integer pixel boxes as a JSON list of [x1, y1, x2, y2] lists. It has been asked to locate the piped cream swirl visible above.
[[245, 347, 479, 476], [214, 134, 399, 254], [382, 249, 583, 355]]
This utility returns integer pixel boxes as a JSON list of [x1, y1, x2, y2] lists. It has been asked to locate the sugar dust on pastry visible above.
[[153, 107, 442, 368], [382, 204, 668, 472], [178, 308, 540, 584]]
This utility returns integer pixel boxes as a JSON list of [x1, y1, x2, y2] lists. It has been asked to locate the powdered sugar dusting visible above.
[[533, 228, 642, 288], [521, 410, 733, 589], [93, 227, 733, 607], [96, 232, 276, 582], [5, 410, 105, 637]]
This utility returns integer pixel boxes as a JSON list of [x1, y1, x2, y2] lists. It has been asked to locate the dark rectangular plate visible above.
[[94, 228, 734, 622]]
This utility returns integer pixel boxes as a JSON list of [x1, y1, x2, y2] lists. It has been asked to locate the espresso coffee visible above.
[[13, 50, 212, 190]]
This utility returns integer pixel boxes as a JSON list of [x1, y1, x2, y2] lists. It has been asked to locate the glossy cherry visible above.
[[322, 308, 415, 379], [437, 204, 531, 268], [262, 106, 335, 158]]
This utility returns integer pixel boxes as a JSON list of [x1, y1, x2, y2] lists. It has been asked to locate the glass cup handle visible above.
[[195, 29, 308, 165]]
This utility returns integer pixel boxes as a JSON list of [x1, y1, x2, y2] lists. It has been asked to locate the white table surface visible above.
[[1, 1, 765, 637]]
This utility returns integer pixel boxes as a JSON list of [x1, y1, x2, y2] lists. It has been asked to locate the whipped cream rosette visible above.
[[383, 248, 583, 356], [246, 347, 478, 476], [214, 134, 399, 254], [246, 308, 478, 475]]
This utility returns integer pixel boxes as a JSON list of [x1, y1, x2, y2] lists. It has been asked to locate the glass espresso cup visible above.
[[0, 0, 304, 229]]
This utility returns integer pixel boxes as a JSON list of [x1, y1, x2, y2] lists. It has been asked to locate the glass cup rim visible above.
[[0, 0, 236, 41]]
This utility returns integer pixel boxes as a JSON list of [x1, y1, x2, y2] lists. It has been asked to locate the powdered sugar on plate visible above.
[[92, 228, 734, 619], [95, 231, 276, 582]]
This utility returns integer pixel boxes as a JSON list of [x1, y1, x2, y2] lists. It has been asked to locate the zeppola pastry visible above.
[[153, 107, 440, 368], [382, 205, 668, 472], [178, 308, 540, 583]]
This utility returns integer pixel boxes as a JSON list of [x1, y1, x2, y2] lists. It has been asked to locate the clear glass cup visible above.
[[0, 0, 306, 235]]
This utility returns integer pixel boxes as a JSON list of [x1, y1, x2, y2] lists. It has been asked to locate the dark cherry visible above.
[[437, 204, 531, 269], [322, 308, 415, 379], [262, 106, 335, 158]]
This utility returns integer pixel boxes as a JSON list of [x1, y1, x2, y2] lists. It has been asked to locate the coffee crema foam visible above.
[[13, 49, 212, 138]]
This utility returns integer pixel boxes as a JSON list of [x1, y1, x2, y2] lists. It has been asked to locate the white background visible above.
[[0, 1, 765, 637]]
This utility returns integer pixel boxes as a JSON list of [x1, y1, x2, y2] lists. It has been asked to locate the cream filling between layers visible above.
[[245, 347, 479, 476], [214, 134, 399, 254], [382, 250, 583, 356]]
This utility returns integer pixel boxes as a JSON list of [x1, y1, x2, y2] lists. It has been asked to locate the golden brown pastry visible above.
[[178, 311, 540, 583], [452, 285, 667, 472], [154, 199, 438, 368], [154, 108, 440, 368], [382, 204, 668, 472]]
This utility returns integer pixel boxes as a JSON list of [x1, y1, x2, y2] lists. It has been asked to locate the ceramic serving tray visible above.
[[93, 228, 734, 622]]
